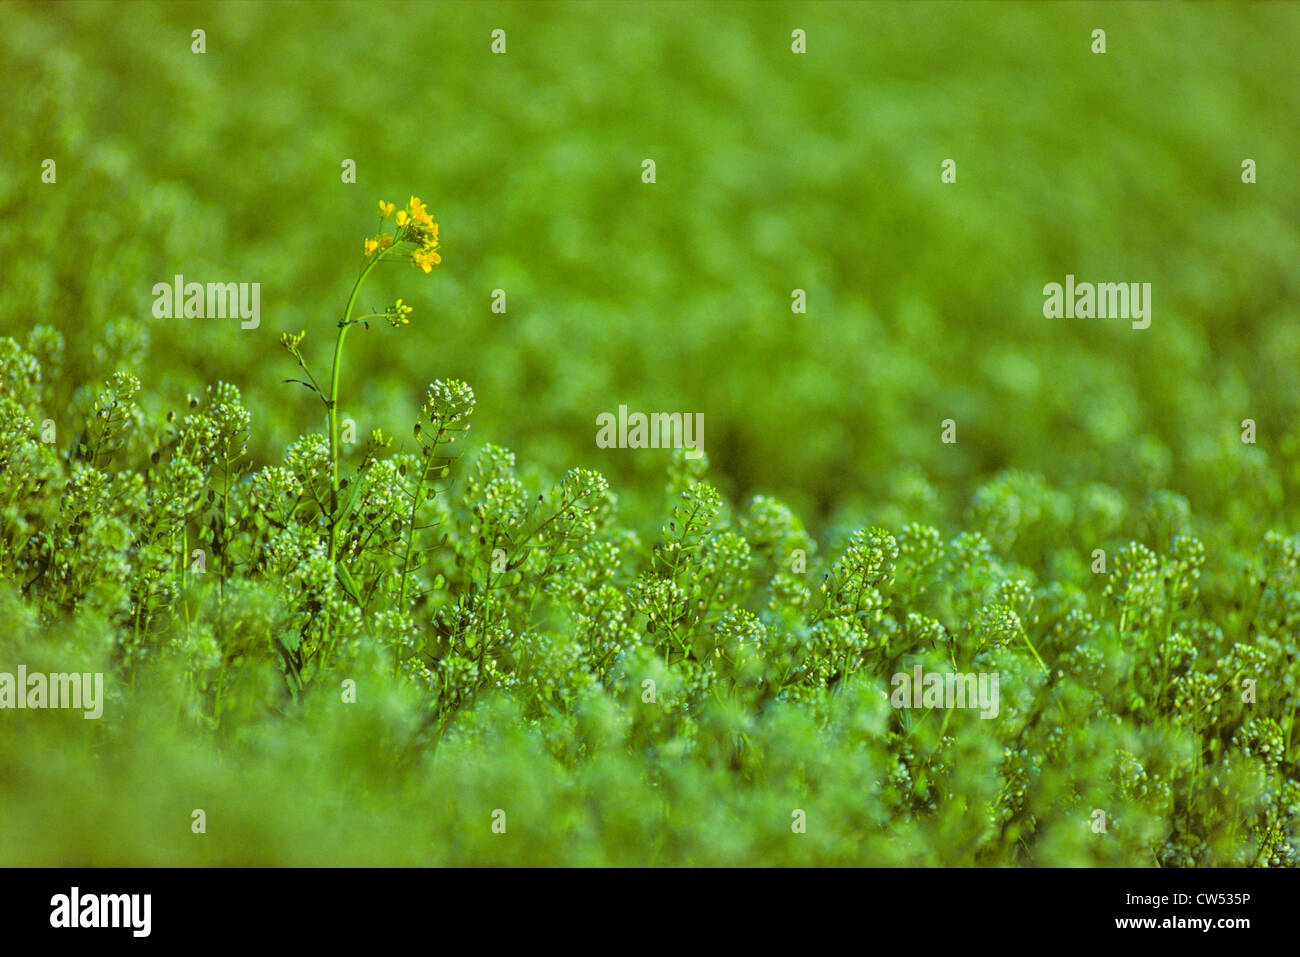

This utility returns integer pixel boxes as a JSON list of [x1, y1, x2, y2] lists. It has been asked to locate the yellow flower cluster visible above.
[[369, 196, 441, 273]]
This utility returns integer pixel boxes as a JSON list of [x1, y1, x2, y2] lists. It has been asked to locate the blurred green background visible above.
[[2, 0, 1300, 867], [4, 0, 1297, 538]]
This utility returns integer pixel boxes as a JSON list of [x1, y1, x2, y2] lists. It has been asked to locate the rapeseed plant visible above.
[[278, 197, 444, 656]]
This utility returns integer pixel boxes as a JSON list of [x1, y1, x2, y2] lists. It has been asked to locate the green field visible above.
[[1, 0, 1298, 866]]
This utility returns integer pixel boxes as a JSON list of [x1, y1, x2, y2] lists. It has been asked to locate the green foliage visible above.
[[2, 1, 1299, 866], [3, 314, 1299, 863]]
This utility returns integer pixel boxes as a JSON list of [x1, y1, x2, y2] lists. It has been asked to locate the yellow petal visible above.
[[409, 196, 432, 226]]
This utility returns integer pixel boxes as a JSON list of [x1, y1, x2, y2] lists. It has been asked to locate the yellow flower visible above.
[[408, 196, 433, 227], [378, 200, 396, 219], [412, 247, 441, 273], [395, 210, 409, 227], [380, 232, 394, 249], [363, 237, 379, 256]]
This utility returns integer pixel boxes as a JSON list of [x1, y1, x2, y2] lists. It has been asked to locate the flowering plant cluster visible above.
[[368, 197, 441, 273], [0, 201, 1296, 867]]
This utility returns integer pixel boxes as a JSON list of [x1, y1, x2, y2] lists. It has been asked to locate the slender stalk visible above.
[[322, 249, 389, 649], [397, 457, 431, 611], [328, 251, 387, 560], [1018, 623, 1048, 676], [179, 524, 191, 641], [392, 452, 436, 675]]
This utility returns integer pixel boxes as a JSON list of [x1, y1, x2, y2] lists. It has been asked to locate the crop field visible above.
[[1, 0, 1299, 867]]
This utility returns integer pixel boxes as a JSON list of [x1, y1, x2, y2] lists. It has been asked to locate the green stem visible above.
[[1018, 624, 1048, 676], [179, 524, 190, 641], [395, 452, 431, 639], [323, 250, 389, 648]]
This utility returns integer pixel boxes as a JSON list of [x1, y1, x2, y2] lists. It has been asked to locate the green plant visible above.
[[3, 0, 1300, 866], [278, 197, 443, 659], [2, 232, 1298, 862]]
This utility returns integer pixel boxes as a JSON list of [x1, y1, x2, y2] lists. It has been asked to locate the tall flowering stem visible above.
[[327, 251, 385, 566], [281, 196, 441, 653]]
